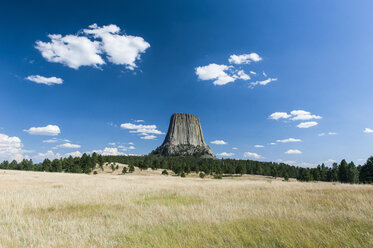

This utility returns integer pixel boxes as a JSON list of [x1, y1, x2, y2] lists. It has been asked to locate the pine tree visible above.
[[347, 161, 359, 184], [338, 159, 348, 183]]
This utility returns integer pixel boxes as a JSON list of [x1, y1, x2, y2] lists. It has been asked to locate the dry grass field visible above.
[[0, 165, 372, 248]]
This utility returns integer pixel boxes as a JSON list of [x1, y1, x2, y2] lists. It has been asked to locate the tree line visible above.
[[0, 153, 372, 184]]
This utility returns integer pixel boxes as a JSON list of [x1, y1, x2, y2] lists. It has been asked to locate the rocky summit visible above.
[[151, 113, 213, 157]]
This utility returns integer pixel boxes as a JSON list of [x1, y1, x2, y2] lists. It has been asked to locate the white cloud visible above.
[[102, 147, 123, 155], [83, 24, 150, 70], [232, 147, 238, 150], [210, 140, 227, 145], [121, 122, 163, 139], [364, 128, 373, 133], [43, 138, 58, 143], [64, 151, 82, 158], [324, 159, 336, 164], [108, 142, 116, 146], [290, 110, 322, 121], [285, 149, 302, 154], [318, 133, 325, 136], [24, 125, 60, 136], [270, 110, 321, 123], [34, 150, 61, 161], [26, 75, 63, 85], [195, 63, 236, 85], [328, 132, 337, 135], [276, 138, 302, 143], [0, 133, 24, 161], [134, 120, 144, 123], [250, 71, 256, 75], [269, 142, 276, 145], [254, 145, 264, 148], [128, 142, 134, 145], [217, 152, 234, 157], [243, 152, 262, 159], [297, 121, 318, 128], [140, 135, 157, 140], [35, 34, 104, 69], [56, 143, 81, 149], [250, 77, 277, 87], [228, 53, 262, 64], [236, 70, 251, 80], [35, 24, 149, 70], [269, 112, 291, 120], [128, 146, 136, 150]]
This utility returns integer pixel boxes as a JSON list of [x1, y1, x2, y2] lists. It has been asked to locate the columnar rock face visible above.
[[151, 113, 213, 157]]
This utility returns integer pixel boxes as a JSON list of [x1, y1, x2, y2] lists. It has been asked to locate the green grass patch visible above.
[[110, 217, 373, 248], [28, 203, 126, 219], [136, 192, 202, 206]]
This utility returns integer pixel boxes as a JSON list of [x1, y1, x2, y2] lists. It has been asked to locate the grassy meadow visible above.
[[0, 164, 372, 247]]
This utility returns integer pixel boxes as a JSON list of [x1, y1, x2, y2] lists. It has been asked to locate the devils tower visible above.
[[151, 113, 213, 157]]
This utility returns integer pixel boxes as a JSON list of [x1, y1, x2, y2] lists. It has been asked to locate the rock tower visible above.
[[151, 113, 213, 157]]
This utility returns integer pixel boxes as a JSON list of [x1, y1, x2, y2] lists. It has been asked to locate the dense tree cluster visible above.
[[1, 153, 373, 184]]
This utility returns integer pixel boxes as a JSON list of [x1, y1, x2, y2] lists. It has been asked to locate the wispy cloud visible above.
[[26, 75, 63, 85]]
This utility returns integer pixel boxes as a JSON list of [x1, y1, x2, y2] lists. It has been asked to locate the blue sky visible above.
[[1, 0, 373, 166]]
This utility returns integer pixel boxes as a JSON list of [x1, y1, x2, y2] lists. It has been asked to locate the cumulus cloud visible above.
[[297, 121, 318, 128], [0, 133, 24, 161], [196, 53, 276, 87], [228, 53, 262, 64], [254, 145, 264, 148], [35, 24, 149, 70], [55, 143, 81, 149], [64, 151, 82, 157], [83, 24, 150, 70], [276, 138, 302, 143], [364, 128, 373, 133], [24, 125, 60, 136], [210, 140, 227, 145], [121, 122, 163, 140], [35, 34, 104, 69], [26, 75, 63, 85], [250, 77, 277, 87], [243, 152, 262, 159], [269, 110, 321, 122], [92, 147, 124, 156], [285, 149, 302, 154], [217, 152, 234, 157], [290, 110, 322, 121], [269, 112, 291, 120], [34, 150, 61, 161], [195, 63, 236, 85]]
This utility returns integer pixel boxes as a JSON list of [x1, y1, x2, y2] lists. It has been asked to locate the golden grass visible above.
[[0, 169, 372, 247]]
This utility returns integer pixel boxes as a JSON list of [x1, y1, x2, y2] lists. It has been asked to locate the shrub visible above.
[[116, 165, 119, 170], [199, 172, 205, 179], [180, 172, 186, 178], [213, 174, 222, 179], [129, 164, 135, 173], [161, 169, 168, 175], [93, 171, 98, 175], [122, 167, 128, 174], [284, 174, 289, 181]]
